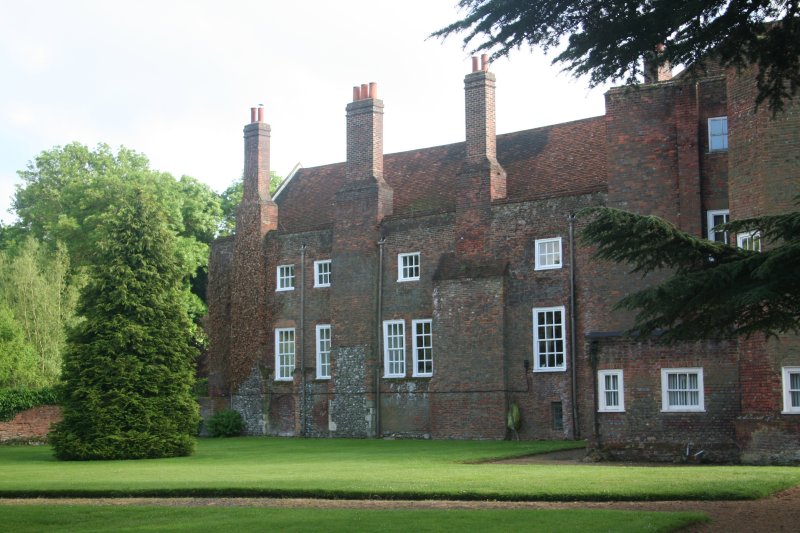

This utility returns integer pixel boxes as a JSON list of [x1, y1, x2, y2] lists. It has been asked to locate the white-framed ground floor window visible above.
[[412, 319, 433, 377], [275, 328, 296, 381], [316, 324, 331, 379], [661, 368, 704, 412], [782, 367, 800, 414], [383, 320, 406, 378], [598, 369, 624, 412], [383, 318, 434, 378], [532, 306, 566, 372]]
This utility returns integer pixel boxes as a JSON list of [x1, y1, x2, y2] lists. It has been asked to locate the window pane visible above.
[[790, 372, 800, 407], [605, 390, 618, 407], [666, 371, 700, 408]]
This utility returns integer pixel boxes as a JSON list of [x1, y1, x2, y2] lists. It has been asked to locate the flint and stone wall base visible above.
[[231, 367, 267, 435], [329, 346, 374, 438]]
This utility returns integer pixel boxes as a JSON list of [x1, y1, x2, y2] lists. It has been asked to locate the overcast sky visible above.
[[0, 1, 611, 225]]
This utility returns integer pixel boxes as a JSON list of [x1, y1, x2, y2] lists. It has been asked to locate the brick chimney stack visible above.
[[237, 105, 278, 238], [643, 44, 673, 84], [463, 54, 506, 200], [243, 105, 274, 204], [331, 83, 394, 433], [455, 56, 507, 258], [228, 106, 278, 397], [346, 82, 384, 182]]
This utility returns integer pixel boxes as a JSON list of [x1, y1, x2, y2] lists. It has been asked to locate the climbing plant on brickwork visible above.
[[579, 205, 800, 343], [50, 186, 199, 460], [434, 0, 800, 113]]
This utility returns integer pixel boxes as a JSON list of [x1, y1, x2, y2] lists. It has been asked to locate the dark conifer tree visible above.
[[579, 205, 800, 343], [434, 1, 799, 113], [51, 187, 199, 460]]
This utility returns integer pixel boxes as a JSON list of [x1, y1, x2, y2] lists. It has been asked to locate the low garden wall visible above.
[[0, 405, 62, 443]]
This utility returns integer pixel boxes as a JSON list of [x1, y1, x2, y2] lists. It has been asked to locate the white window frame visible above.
[[782, 367, 800, 414], [532, 306, 567, 372], [276, 264, 295, 291], [706, 210, 730, 243], [708, 116, 728, 152], [383, 320, 406, 378], [398, 252, 420, 282], [598, 369, 625, 412], [661, 368, 705, 412], [737, 231, 761, 252], [411, 319, 433, 377], [314, 260, 331, 288], [316, 324, 331, 380], [534, 237, 562, 270], [275, 328, 295, 381]]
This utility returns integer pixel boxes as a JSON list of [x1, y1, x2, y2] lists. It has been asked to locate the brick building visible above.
[[206, 56, 799, 464]]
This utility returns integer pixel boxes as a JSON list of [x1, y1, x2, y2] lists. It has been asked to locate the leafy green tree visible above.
[[0, 305, 40, 389], [50, 187, 199, 460], [13, 143, 222, 294], [13, 143, 223, 353], [579, 206, 800, 343], [0, 237, 78, 386], [217, 171, 283, 237], [434, 0, 799, 113]]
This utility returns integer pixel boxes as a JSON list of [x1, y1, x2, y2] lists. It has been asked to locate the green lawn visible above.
[[0, 437, 798, 501], [0, 506, 708, 533]]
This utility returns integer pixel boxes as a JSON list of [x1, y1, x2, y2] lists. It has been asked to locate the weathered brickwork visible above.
[[0, 405, 62, 443], [582, 338, 740, 462], [205, 58, 799, 463]]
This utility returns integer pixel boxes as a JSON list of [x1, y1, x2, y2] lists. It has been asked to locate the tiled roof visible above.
[[275, 116, 607, 233]]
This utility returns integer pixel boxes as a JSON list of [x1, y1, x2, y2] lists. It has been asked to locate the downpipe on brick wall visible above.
[[589, 340, 601, 448], [375, 236, 386, 438], [568, 214, 580, 439], [299, 243, 307, 437]]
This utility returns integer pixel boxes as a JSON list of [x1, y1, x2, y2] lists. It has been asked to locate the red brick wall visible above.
[[584, 338, 741, 462], [0, 406, 61, 442]]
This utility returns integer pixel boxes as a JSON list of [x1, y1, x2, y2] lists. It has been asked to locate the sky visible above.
[[0, 0, 612, 225]]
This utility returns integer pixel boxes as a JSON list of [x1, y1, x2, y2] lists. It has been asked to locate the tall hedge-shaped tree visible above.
[[50, 187, 199, 460]]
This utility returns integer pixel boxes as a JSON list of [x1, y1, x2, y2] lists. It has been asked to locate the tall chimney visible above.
[[463, 57, 505, 199], [643, 44, 672, 83], [243, 106, 273, 203], [346, 82, 384, 182], [238, 106, 278, 237], [455, 58, 507, 258]]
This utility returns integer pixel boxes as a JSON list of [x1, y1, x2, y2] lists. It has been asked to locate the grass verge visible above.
[[0, 505, 708, 533], [0, 437, 797, 500]]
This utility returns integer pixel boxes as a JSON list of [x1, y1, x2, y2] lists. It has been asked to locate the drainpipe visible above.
[[375, 236, 386, 438], [568, 214, 580, 439], [299, 243, 307, 437], [589, 340, 601, 449]]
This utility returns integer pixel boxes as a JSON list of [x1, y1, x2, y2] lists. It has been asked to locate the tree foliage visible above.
[[12, 143, 222, 344], [0, 237, 78, 387], [579, 206, 800, 343], [13, 143, 221, 283], [434, 0, 800, 113], [0, 305, 40, 389], [50, 187, 199, 460]]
